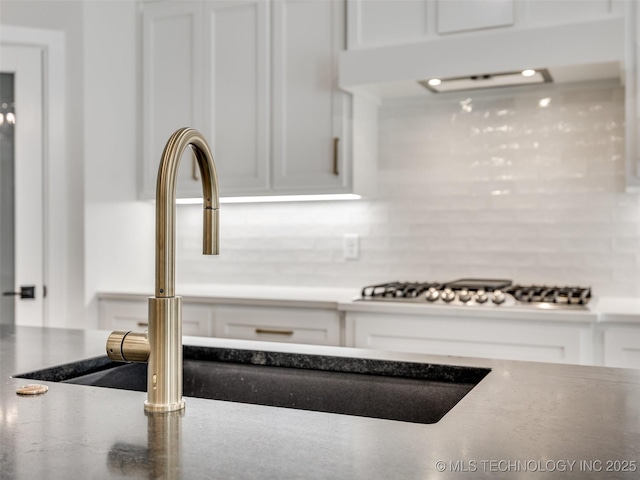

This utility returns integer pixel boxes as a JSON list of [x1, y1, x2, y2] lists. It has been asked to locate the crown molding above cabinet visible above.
[[139, 0, 377, 201]]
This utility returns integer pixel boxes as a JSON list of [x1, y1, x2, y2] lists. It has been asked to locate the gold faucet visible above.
[[106, 128, 220, 412]]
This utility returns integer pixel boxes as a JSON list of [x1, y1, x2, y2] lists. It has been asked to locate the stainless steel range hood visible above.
[[339, 17, 625, 99]]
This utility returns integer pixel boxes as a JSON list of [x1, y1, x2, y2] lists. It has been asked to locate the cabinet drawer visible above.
[[348, 312, 593, 365], [602, 326, 640, 369], [98, 299, 213, 337], [214, 305, 341, 345], [99, 299, 148, 331]]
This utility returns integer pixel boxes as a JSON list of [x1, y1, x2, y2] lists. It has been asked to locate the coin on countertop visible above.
[[16, 384, 49, 396]]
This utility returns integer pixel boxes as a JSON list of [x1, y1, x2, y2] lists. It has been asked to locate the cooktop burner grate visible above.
[[507, 285, 591, 305], [361, 282, 442, 299], [359, 280, 592, 309]]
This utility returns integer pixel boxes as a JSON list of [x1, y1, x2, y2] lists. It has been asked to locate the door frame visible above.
[[0, 25, 67, 326], [1, 45, 45, 326]]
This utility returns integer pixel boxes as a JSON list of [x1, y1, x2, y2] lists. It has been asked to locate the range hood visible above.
[[419, 69, 552, 93], [339, 17, 625, 98]]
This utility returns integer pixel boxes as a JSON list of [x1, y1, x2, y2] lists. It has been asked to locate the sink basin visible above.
[[16, 345, 490, 424]]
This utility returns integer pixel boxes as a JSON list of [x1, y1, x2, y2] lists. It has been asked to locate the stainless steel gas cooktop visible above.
[[358, 279, 591, 310]]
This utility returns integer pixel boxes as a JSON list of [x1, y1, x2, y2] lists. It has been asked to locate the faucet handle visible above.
[[106, 331, 150, 363]]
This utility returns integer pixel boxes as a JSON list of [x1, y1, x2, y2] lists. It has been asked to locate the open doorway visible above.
[[0, 72, 16, 324]]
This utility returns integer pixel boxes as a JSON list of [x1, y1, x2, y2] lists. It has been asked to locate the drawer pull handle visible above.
[[137, 322, 149, 327], [255, 328, 294, 336]]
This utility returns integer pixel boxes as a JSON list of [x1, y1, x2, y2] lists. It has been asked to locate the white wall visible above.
[[83, 1, 154, 326]]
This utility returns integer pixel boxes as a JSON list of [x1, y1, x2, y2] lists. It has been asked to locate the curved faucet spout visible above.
[[155, 128, 220, 298]]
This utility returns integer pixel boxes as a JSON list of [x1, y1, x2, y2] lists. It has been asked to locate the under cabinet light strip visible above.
[[175, 194, 361, 205]]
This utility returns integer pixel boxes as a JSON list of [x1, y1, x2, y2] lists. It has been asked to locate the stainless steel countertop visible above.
[[1, 325, 639, 479]]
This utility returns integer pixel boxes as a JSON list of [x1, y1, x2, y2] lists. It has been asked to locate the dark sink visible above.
[[15, 345, 490, 424]]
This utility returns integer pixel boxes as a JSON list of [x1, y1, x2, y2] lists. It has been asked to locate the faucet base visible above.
[[144, 399, 185, 413], [146, 296, 185, 413]]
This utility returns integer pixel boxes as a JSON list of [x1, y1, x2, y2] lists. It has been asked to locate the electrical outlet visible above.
[[343, 234, 359, 260]]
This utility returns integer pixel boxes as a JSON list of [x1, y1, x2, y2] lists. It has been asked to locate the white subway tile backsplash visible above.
[[174, 80, 639, 296]]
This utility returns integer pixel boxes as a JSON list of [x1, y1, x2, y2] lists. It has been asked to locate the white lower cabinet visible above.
[[98, 297, 342, 346], [213, 305, 341, 345], [98, 299, 214, 337], [100, 296, 640, 367], [345, 312, 594, 365], [600, 325, 640, 369]]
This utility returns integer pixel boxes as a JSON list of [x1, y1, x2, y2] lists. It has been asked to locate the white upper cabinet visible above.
[[526, 0, 620, 26], [348, 0, 622, 50], [140, 0, 371, 200], [354, 0, 428, 47], [437, 0, 514, 35], [203, 0, 270, 195], [272, 0, 348, 193], [141, 1, 205, 199]]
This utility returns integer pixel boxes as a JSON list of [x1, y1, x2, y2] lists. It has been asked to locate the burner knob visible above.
[[475, 290, 488, 304], [425, 287, 440, 302], [492, 290, 506, 305], [441, 288, 455, 303], [458, 289, 471, 303]]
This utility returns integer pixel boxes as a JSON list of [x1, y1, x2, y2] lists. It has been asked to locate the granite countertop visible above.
[[1, 325, 639, 479]]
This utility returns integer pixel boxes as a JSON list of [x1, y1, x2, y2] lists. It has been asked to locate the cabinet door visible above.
[[437, 0, 514, 35], [141, 1, 205, 199], [347, 0, 428, 49], [527, 0, 616, 26], [98, 298, 214, 337], [348, 312, 593, 365], [214, 305, 342, 345], [603, 326, 640, 369], [272, 0, 350, 193], [204, 1, 270, 195], [98, 299, 149, 331]]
